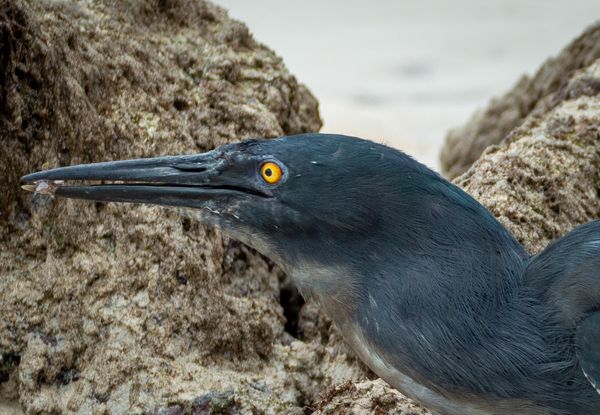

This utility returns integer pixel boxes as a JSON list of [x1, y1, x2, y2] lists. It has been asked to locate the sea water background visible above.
[[215, 0, 600, 171]]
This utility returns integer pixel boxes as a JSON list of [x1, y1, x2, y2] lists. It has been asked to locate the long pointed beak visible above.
[[21, 152, 265, 209]]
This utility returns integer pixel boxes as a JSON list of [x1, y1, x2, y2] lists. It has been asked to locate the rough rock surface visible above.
[[449, 58, 600, 253], [440, 21, 600, 180], [3, 1, 599, 414], [0, 1, 375, 414], [314, 379, 430, 415]]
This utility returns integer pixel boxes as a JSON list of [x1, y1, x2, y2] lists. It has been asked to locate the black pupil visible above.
[[265, 168, 272, 177]]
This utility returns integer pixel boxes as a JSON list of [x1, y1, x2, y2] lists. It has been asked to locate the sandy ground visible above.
[[214, 0, 600, 170]]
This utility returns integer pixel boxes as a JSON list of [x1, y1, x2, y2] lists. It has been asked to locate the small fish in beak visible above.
[[21, 180, 65, 196]]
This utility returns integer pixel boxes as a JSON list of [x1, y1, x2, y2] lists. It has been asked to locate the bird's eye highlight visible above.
[[260, 161, 283, 184]]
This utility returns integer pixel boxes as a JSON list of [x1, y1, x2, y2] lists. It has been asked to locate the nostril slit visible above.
[[173, 164, 208, 172]]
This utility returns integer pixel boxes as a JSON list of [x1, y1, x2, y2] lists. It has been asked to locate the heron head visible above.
[[22, 134, 439, 296]]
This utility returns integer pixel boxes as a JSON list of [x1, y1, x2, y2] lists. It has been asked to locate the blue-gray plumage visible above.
[[22, 134, 600, 414]]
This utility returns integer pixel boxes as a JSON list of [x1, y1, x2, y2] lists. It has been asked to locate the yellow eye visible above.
[[260, 161, 283, 184]]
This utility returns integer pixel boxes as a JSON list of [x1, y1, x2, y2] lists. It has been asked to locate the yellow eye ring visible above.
[[260, 161, 283, 184]]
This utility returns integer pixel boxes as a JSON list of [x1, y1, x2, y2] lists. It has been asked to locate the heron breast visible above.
[[342, 324, 547, 415]]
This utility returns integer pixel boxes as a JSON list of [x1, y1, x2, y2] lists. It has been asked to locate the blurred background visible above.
[[215, 0, 600, 171]]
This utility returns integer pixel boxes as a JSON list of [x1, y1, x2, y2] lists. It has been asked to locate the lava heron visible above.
[[22, 134, 600, 415]]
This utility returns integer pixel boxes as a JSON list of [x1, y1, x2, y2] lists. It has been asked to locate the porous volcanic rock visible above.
[[449, 57, 600, 253], [440, 21, 600, 180], [0, 0, 372, 414], [314, 379, 430, 415]]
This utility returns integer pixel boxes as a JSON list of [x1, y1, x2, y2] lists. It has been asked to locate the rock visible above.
[[0, 0, 343, 413], [453, 55, 600, 253], [440, 22, 600, 179], [314, 379, 430, 415]]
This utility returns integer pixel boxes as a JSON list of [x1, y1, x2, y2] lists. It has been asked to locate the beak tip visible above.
[[21, 173, 34, 183], [21, 171, 46, 183]]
